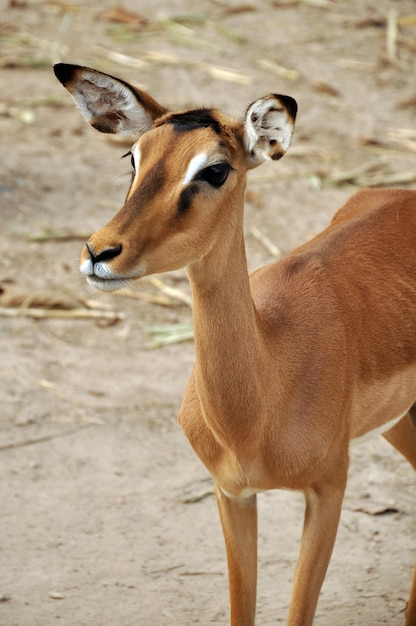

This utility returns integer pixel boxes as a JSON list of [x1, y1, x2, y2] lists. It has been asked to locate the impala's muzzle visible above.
[[80, 240, 147, 292]]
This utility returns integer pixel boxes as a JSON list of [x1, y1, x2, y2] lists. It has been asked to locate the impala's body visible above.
[[54, 63, 416, 626], [183, 190, 416, 494]]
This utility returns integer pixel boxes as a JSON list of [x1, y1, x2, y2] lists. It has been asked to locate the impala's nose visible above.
[[86, 242, 122, 264]]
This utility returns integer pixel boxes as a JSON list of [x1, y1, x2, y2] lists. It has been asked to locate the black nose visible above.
[[86, 242, 122, 264]]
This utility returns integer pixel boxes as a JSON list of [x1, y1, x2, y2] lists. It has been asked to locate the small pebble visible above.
[[0, 594, 11, 603]]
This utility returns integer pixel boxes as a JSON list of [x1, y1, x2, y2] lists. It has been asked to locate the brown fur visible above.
[[55, 64, 416, 626]]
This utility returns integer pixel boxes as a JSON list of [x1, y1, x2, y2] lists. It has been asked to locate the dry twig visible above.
[[0, 423, 95, 452], [113, 289, 175, 307], [329, 157, 391, 186], [0, 307, 123, 321], [149, 276, 192, 308], [250, 226, 282, 258], [149, 323, 194, 348], [256, 59, 300, 81], [386, 8, 399, 63]]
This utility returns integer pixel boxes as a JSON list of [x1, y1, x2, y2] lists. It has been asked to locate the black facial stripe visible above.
[[177, 183, 199, 215], [164, 109, 222, 136]]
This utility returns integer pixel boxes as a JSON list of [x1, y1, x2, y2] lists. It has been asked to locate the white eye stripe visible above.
[[182, 153, 208, 186], [133, 145, 141, 172]]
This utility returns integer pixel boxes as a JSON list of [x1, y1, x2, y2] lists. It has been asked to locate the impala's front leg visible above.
[[286, 466, 348, 626], [216, 487, 258, 626]]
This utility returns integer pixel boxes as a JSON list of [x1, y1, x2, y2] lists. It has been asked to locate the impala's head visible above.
[[54, 64, 297, 291]]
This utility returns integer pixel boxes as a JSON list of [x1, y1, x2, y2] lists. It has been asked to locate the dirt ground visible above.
[[0, 1, 415, 624]]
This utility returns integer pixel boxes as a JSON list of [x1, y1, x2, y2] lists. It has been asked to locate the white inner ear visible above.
[[71, 70, 153, 134], [245, 97, 294, 162]]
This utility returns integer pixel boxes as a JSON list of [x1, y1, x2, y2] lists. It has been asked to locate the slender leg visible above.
[[405, 565, 416, 626], [382, 409, 416, 625], [216, 486, 258, 626], [382, 408, 416, 470], [286, 466, 348, 626]]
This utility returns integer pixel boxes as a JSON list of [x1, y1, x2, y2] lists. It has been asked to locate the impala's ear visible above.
[[244, 94, 297, 168], [53, 63, 167, 136]]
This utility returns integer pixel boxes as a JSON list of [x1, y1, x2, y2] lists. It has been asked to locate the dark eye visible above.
[[122, 150, 135, 170], [198, 163, 231, 188]]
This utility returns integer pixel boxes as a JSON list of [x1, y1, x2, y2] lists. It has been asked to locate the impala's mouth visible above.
[[80, 257, 147, 292], [86, 275, 133, 292]]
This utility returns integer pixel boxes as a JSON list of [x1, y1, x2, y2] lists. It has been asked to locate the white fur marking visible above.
[[220, 485, 262, 500], [80, 258, 93, 276], [182, 153, 208, 187], [133, 144, 141, 174], [351, 410, 409, 446]]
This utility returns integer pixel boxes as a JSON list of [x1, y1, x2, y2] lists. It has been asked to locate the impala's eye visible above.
[[122, 150, 135, 170], [198, 163, 231, 188]]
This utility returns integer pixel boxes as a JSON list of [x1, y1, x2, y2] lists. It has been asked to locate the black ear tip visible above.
[[53, 63, 80, 85], [275, 95, 298, 120]]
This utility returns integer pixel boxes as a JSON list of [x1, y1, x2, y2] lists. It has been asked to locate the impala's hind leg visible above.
[[404, 567, 416, 626], [382, 407, 416, 626], [383, 407, 416, 470]]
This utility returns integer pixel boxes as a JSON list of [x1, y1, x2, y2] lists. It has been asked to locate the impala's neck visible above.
[[186, 194, 266, 448]]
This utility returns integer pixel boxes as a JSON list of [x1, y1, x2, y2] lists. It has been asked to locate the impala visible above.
[[54, 63, 416, 625]]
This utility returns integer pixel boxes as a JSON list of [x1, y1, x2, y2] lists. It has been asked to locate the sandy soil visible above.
[[0, 1, 415, 624]]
